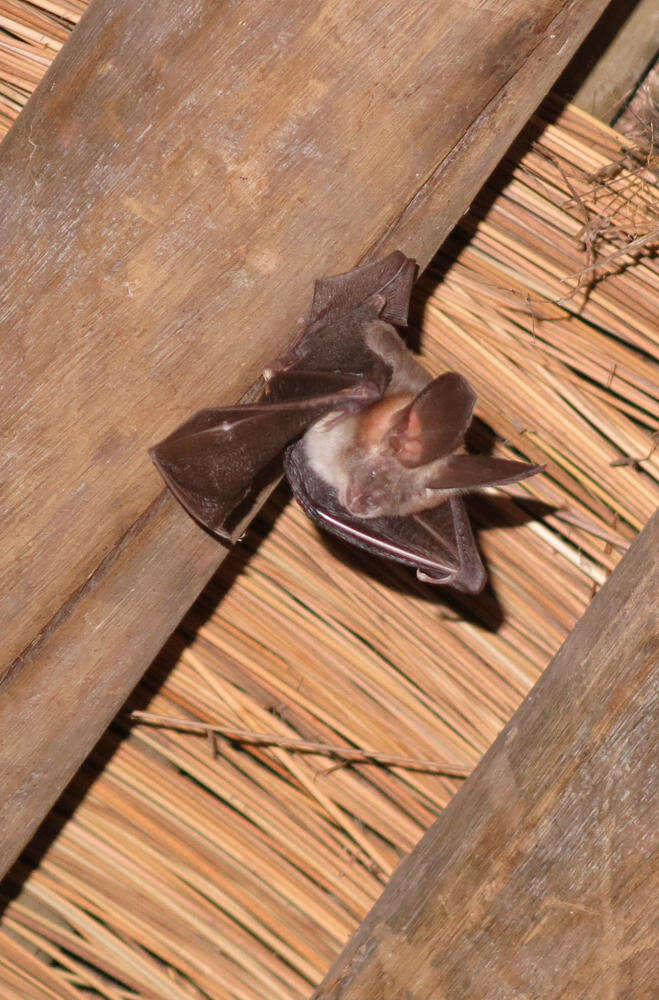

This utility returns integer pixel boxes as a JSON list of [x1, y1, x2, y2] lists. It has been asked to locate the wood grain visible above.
[[0, 0, 610, 876], [314, 511, 658, 1000]]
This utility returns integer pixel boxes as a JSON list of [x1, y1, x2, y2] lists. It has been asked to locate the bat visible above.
[[150, 251, 541, 592]]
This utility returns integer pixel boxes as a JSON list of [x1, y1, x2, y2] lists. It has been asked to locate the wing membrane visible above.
[[310, 251, 417, 326], [151, 380, 379, 539]]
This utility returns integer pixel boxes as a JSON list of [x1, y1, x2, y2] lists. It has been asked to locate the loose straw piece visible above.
[[129, 711, 472, 778], [560, 227, 659, 283]]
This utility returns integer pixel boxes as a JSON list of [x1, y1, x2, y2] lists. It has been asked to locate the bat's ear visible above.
[[429, 454, 543, 491], [310, 251, 417, 326], [389, 373, 477, 467]]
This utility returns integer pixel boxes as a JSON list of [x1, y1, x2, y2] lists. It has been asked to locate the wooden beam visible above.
[[558, 0, 659, 122], [0, 0, 611, 877], [314, 511, 658, 999]]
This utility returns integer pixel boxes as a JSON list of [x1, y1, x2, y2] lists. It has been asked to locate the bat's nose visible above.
[[345, 478, 389, 516], [345, 484, 369, 515], [346, 482, 382, 516]]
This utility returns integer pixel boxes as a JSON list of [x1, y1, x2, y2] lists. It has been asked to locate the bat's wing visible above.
[[151, 252, 419, 541], [309, 251, 417, 327], [151, 377, 380, 541], [414, 498, 486, 592], [264, 369, 379, 403], [269, 252, 418, 384], [285, 443, 486, 592]]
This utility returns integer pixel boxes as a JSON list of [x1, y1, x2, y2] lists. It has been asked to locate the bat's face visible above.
[[301, 394, 456, 519]]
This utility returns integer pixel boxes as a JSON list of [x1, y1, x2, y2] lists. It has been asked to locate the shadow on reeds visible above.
[[315, 492, 554, 633]]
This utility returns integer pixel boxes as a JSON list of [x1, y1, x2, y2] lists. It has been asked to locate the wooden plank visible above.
[[0, 0, 610, 877], [314, 511, 658, 1000], [558, 0, 659, 122]]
